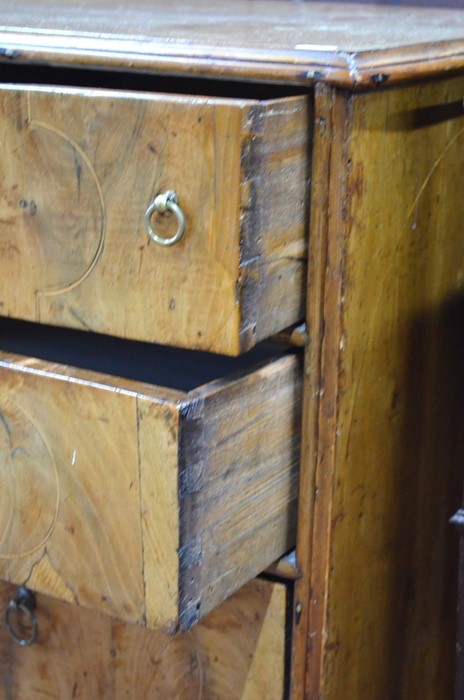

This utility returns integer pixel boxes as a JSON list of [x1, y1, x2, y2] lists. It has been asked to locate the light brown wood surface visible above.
[[0, 85, 309, 355], [299, 75, 464, 700], [0, 5, 463, 700], [0, 339, 302, 631], [0, 0, 461, 51], [0, 2, 463, 87], [291, 82, 337, 700], [0, 578, 288, 700]]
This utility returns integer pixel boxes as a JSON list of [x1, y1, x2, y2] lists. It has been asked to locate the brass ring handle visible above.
[[3, 587, 38, 647], [144, 190, 186, 247]]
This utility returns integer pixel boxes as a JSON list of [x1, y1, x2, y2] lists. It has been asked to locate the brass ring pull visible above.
[[3, 586, 38, 647], [144, 190, 186, 246]]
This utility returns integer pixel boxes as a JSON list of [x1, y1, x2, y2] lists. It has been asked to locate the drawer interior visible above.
[[0, 317, 288, 392], [0, 62, 305, 100]]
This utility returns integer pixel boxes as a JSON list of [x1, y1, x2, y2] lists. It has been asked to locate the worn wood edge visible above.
[[187, 352, 299, 400], [238, 100, 270, 351], [1, 35, 464, 88], [0, 35, 347, 85], [176, 395, 205, 631], [136, 397, 181, 634], [303, 87, 350, 700], [0, 79, 260, 108], [251, 95, 310, 347], [237, 95, 310, 352], [289, 86, 351, 700], [350, 40, 464, 88], [177, 353, 302, 630], [289, 83, 339, 700], [0, 352, 186, 404]]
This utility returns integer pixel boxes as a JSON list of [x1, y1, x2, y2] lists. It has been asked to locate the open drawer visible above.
[[0, 320, 302, 631], [0, 73, 311, 355]]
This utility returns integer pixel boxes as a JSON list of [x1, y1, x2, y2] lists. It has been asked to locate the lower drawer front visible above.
[[0, 578, 288, 700], [0, 332, 301, 631]]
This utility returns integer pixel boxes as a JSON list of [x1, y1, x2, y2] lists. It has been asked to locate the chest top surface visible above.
[[0, 0, 463, 87]]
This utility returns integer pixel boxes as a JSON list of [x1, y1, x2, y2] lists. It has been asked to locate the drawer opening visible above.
[[0, 316, 302, 631], [0, 317, 293, 391], [0, 63, 307, 100]]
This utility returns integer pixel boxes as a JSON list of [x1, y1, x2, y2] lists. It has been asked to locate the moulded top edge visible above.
[[0, 1, 463, 88], [0, 31, 464, 90]]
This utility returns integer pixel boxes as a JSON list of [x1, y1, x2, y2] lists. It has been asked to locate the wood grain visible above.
[[179, 355, 302, 627], [0, 2, 462, 87], [239, 95, 310, 350], [303, 76, 464, 700], [0, 0, 461, 52], [0, 578, 288, 700], [291, 82, 340, 700], [0, 346, 302, 631], [0, 85, 310, 355]]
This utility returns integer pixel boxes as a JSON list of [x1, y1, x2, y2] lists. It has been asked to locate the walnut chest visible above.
[[0, 2, 464, 699]]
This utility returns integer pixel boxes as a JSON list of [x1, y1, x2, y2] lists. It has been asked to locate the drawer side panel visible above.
[[239, 95, 311, 350], [178, 353, 302, 628]]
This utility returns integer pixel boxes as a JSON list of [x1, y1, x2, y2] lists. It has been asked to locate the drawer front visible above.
[[0, 347, 301, 631], [0, 85, 310, 355], [0, 578, 288, 700]]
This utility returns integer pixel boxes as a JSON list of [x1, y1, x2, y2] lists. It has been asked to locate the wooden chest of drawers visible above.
[[1, 2, 464, 699]]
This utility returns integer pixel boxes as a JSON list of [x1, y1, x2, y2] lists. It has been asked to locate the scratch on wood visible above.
[[0, 408, 13, 447], [406, 125, 464, 220], [73, 149, 82, 201], [68, 307, 93, 331]]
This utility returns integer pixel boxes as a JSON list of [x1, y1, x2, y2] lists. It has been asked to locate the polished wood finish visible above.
[[298, 75, 464, 700], [0, 341, 302, 631], [0, 3, 463, 700], [0, 85, 310, 355], [0, 1, 462, 87], [0, 578, 288, 700], [291, 82, 338, 700]]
